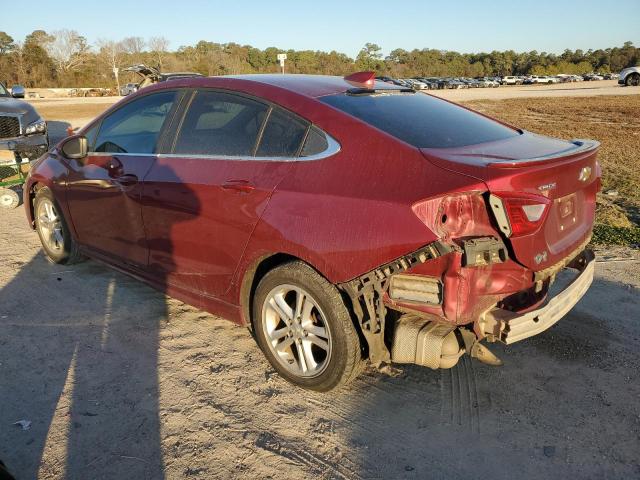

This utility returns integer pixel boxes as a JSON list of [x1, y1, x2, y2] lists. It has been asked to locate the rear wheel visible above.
[[626, 73, 640, 86], [253, 261, 363, 391], [34, 187, 84, 264]]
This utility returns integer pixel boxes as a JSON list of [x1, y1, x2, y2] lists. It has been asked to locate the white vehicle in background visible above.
[[500, 75, 522, 85], [405, 79, 429, 90], [119, 83, 139, 96], [619, 66, 640, 86]]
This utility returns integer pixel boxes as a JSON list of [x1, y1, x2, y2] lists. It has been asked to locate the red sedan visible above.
[[24, 72, 600, 391]]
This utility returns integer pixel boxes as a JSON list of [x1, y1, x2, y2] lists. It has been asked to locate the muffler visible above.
[[391, 315, 464, 369], [390, 315, 502, 369]]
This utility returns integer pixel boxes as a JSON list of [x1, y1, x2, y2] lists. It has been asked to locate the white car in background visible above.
[[119, 83, 139, 96], [500, 75, 522, 85], [619, 66, 640, 86]]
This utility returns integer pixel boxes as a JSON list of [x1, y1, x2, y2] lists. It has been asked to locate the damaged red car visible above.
[[24, 72, 600, 391]]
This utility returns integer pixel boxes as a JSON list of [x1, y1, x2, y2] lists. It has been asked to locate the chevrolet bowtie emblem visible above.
[[578, 166, 592, 182]]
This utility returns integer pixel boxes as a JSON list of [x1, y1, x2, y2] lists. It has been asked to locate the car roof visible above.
[[164, 74, 405, 98]]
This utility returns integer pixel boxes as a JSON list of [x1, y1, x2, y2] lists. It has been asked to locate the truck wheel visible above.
[[626, 73, 640, 86], [253, 261, 364, 391], [34, 187, 84, 264], [0, 188, 20, 209]]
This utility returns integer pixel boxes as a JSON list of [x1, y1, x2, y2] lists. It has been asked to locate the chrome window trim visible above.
[[87, 131, 341, 162]]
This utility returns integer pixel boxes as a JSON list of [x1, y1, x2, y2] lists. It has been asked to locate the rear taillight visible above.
[[489, 192, 551, 237]]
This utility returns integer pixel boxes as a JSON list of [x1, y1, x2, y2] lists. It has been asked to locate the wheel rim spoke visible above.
[[275, 336, 294, 353], [301, 340, 318, 370], [295, 340, 308, 373], [269, 325, 290, 342], [306, 334, 329, 351]]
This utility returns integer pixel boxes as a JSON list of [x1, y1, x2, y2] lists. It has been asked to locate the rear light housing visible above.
[[489, 192, 551, 237]]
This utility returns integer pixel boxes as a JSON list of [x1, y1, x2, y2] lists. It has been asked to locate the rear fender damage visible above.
[[337, 241, 454, 366]]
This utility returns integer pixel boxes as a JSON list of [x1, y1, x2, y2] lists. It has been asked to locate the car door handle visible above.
[[222, 180, 254, 193], [114, 174, 139, 186]]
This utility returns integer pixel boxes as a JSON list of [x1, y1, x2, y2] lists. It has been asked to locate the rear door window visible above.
[[255, 108, 308, 157], [300, 127, 329, 157], [93, 90, 177, 154], [320, 92, 519, 149], [174, 90, 268, 156]]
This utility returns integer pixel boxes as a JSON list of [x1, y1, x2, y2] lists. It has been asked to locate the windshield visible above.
[[321, 92, 519, 149], [0, 83, 9, 97]]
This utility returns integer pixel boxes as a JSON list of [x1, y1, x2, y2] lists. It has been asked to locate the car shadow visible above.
[[0, 160, 200, 479]]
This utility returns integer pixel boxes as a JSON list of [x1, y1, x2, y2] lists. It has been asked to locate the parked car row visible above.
[[377, 76, 501, 90], [378, 72, 623, 90]]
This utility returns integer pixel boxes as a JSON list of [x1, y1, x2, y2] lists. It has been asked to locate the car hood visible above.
[[0, 97, 41, 124]]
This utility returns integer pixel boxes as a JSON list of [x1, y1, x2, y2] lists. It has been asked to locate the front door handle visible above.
[[222, 179, 254, 193], [114, 174, 139, 186]]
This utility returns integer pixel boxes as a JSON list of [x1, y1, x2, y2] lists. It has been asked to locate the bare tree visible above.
[[47, 29, 89, 72], [148, 36, 169, 70], [97, 39, 126, 92], [121, 36, 146, 55]]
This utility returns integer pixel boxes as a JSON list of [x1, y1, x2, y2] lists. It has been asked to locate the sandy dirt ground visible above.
[[1, 89, 639, 479]]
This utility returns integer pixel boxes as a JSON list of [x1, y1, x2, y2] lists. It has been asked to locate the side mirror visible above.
[[11, 85, 25, 98], [60, 135, 88, 160]]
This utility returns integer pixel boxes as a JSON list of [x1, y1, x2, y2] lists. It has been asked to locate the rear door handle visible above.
[[222, 179, 254, 193]]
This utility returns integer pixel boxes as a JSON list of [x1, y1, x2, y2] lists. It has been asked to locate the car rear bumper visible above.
[[478, 248, 595, 344]]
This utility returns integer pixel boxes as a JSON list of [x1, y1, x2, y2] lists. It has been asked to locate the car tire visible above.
[[0, 188, 20, 209], [34, 187, 84, 265], [252, 261, 364, 391], [625, 73, 640, 87]]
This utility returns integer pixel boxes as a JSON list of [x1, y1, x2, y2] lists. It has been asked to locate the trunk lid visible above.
[[421, 132, 600, 270]]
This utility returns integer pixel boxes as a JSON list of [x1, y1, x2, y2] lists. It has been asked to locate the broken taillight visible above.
[[490, 192, 551, 237]]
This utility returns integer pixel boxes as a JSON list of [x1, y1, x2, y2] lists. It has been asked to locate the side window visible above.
[[93, 91, 177, 154], [83, 123, 100, 151], [300, 127, 329, 157], [256, 108, 308, 157], [174, 90, 268, 156]]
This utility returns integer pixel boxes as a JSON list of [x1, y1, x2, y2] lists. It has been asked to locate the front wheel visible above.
[[34, 187, 84, 264], [253, 261, 363, 391], [626, 73, 640, 86]]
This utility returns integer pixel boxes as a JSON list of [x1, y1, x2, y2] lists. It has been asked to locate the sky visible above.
[[6, 0, 640, 57]]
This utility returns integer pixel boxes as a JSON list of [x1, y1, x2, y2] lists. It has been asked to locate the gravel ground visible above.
[[1, 194, 639, 480]]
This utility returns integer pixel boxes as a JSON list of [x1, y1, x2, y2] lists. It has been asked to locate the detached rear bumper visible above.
[[479, 249, 595, 344]]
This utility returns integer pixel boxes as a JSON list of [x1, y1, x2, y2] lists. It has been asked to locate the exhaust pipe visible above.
[[390, 315, 502, 369]]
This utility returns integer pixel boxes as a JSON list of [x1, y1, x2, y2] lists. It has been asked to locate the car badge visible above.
[[578, 166, 592, 182]]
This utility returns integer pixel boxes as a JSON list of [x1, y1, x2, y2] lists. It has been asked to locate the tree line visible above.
[[0, 30, 638, 89]]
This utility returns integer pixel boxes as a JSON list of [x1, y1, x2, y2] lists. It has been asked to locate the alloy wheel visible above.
[[37, 198, 64, 253], [261, 284, 332, 378]]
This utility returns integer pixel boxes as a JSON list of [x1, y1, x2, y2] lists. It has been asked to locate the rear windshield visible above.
[[320, 92, 519, 148]]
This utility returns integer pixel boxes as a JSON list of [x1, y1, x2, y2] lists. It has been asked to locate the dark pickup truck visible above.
[[0, 82, 49, 161]]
